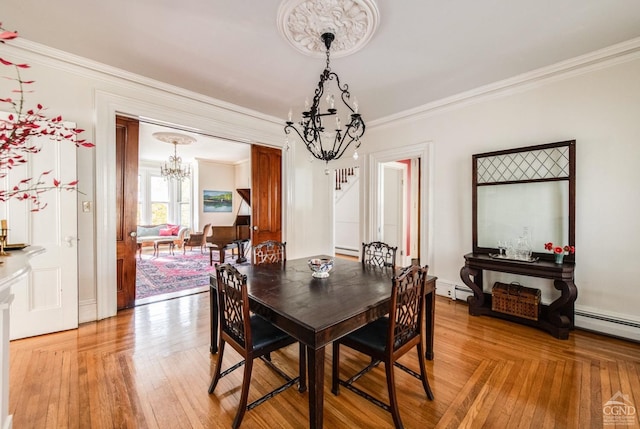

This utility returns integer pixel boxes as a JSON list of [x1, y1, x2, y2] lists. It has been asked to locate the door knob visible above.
[[252, 226, 258, 231], [64, 236, 78, 247], [130, 231, 137, 239]]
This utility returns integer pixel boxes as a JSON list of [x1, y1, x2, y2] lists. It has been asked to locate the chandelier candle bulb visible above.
[[353, 97, 359, 114], [287, 109, 292, 122], [327, 94, 335, 109]]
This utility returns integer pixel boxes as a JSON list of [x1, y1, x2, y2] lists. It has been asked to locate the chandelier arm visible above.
[[285, 124, 325, 160], [327, 72, 355, 114]]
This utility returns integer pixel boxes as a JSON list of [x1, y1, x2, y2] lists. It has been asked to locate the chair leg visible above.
[[386, 360, 404, 429], [298, 344, 307, 393], [416, 343, 434, 400], [331, 342, 340, 395], [232, 357, 253, 429], [208, 341, 226, 394]]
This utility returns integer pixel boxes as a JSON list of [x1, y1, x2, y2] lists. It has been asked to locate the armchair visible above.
[[183, 223, 211, 254]]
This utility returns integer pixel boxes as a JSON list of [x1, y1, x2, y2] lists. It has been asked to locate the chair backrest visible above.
[[200, 224, 212, 244], [216, 263, 251, 350], [388, 265, 428, 351], [362, 241, 398, 269], [253, 240, 287, 265]]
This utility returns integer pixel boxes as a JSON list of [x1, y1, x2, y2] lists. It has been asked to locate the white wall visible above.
[[197, 160, 238, 228], [334, 170, 360, 254], [3, 37, 639, 339], [362, 52, 640, 336]]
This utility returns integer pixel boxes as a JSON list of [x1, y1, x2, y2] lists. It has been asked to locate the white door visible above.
[[382, 162, 407, 264], [3, 121, 79, 340]]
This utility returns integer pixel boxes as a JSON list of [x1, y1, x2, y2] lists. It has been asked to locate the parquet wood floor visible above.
[[9, 292, 640, 428]]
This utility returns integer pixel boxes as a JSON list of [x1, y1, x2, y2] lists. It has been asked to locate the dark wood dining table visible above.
[[209, 256, 437, 429]]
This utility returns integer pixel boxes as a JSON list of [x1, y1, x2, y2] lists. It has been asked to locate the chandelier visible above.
[[284, 32, 365, 163], [153, 132, 194, 182]]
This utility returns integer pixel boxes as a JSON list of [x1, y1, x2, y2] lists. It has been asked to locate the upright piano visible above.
[[207, 188, 251, 263]]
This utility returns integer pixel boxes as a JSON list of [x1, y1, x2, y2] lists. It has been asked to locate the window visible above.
[[138, 164, 192, 226], [178, 177, 192, 228], [150, 175, 169, 224]]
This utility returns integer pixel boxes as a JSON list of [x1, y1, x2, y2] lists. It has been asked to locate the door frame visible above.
[[365, 142, 434, 268], [94, 92, 283, 319]]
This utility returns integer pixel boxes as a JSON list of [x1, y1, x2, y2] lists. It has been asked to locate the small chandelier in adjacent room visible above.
[[153, 132, 194, 182], [285, 31, 365, 163]]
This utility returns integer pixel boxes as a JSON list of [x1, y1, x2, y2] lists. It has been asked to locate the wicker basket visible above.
[[491, 282, 541, 321]]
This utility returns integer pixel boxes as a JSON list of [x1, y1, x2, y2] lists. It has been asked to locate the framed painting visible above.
[[203, 190, 232, 213]]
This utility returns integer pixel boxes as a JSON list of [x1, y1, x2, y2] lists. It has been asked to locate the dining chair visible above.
[[362, 241, 398, 269], [331, 264, 434, 429], [209, 263, 306, 428], [183, 223, 212, 254], [253, 240, 287, 265]]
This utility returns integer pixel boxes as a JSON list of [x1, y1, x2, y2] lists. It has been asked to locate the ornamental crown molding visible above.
[[277, 0, 380, 58]]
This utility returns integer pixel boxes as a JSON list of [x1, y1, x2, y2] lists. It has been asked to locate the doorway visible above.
[[118, 119, 254, 307], [381, 161, 408, 263], [367, 143, 433, 268]]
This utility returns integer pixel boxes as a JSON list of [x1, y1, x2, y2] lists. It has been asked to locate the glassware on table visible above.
[[497, 240, 507, 256]]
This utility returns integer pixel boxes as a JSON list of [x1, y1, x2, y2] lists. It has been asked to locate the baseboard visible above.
[[79, 299, 97, 323], [575, 308, 640, 343]]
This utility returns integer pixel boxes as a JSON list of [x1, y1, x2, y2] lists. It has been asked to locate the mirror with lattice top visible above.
[[472, 140, 576, 261]]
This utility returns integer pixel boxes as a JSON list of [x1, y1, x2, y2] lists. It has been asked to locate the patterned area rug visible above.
[[136, 250, 218, 300]]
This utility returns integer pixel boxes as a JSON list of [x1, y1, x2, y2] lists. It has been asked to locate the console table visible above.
[[460, 253, 577, 339]]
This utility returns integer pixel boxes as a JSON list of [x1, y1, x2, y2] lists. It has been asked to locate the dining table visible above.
[[209, 256, 437, 429]]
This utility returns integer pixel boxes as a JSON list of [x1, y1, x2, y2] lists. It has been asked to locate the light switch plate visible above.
[[82, 201, 91, 212]]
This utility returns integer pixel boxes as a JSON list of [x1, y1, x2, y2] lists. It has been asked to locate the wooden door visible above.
[[115, 116, 139, 309], [251, 145, 282, 245]]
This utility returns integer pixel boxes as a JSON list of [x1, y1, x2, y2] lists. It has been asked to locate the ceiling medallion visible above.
[[277, 0, 380, 58]]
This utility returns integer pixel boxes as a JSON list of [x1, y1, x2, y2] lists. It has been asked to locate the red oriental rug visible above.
[[135, 250, 219, 300]]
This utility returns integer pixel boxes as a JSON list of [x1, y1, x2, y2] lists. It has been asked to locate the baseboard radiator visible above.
[[575, 309, 640, 342], [335, 246, 359, 257]]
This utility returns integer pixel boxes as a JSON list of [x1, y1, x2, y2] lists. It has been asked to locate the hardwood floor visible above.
[[9, 292, 640, 428]]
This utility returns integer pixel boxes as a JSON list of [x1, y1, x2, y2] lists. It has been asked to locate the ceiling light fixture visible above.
[[284, 31, 365, 163], [153, 132, 194, 182]]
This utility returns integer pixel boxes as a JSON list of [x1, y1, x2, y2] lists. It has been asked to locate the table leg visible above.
[[425, 288, 435, 360], [308, 346, 325, 429], [236, 240, 248, 264], [209, 284, 218, 354]]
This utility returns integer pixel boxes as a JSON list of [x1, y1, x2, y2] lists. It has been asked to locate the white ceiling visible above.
[[4, 0, 640, 162], [138, 122, 251, 165]]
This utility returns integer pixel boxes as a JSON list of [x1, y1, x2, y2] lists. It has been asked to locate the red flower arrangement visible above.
[[544, 242, 575, 255], [1, 22, 94, 211]]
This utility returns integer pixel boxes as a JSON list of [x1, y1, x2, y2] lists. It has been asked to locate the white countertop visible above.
[[0, 247, 45, 293]]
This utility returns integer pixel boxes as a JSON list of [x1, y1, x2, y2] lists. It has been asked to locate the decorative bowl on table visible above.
[[308, 258, 334, 278]]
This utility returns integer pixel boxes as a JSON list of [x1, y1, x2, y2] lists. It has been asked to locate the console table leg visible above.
[[460, 266, 483, 314]]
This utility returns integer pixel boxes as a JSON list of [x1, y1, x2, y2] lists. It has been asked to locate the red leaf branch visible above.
[[1, 22, 94, 212]]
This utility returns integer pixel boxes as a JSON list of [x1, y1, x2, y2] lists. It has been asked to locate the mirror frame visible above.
[[472, 140, 576, 262]]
